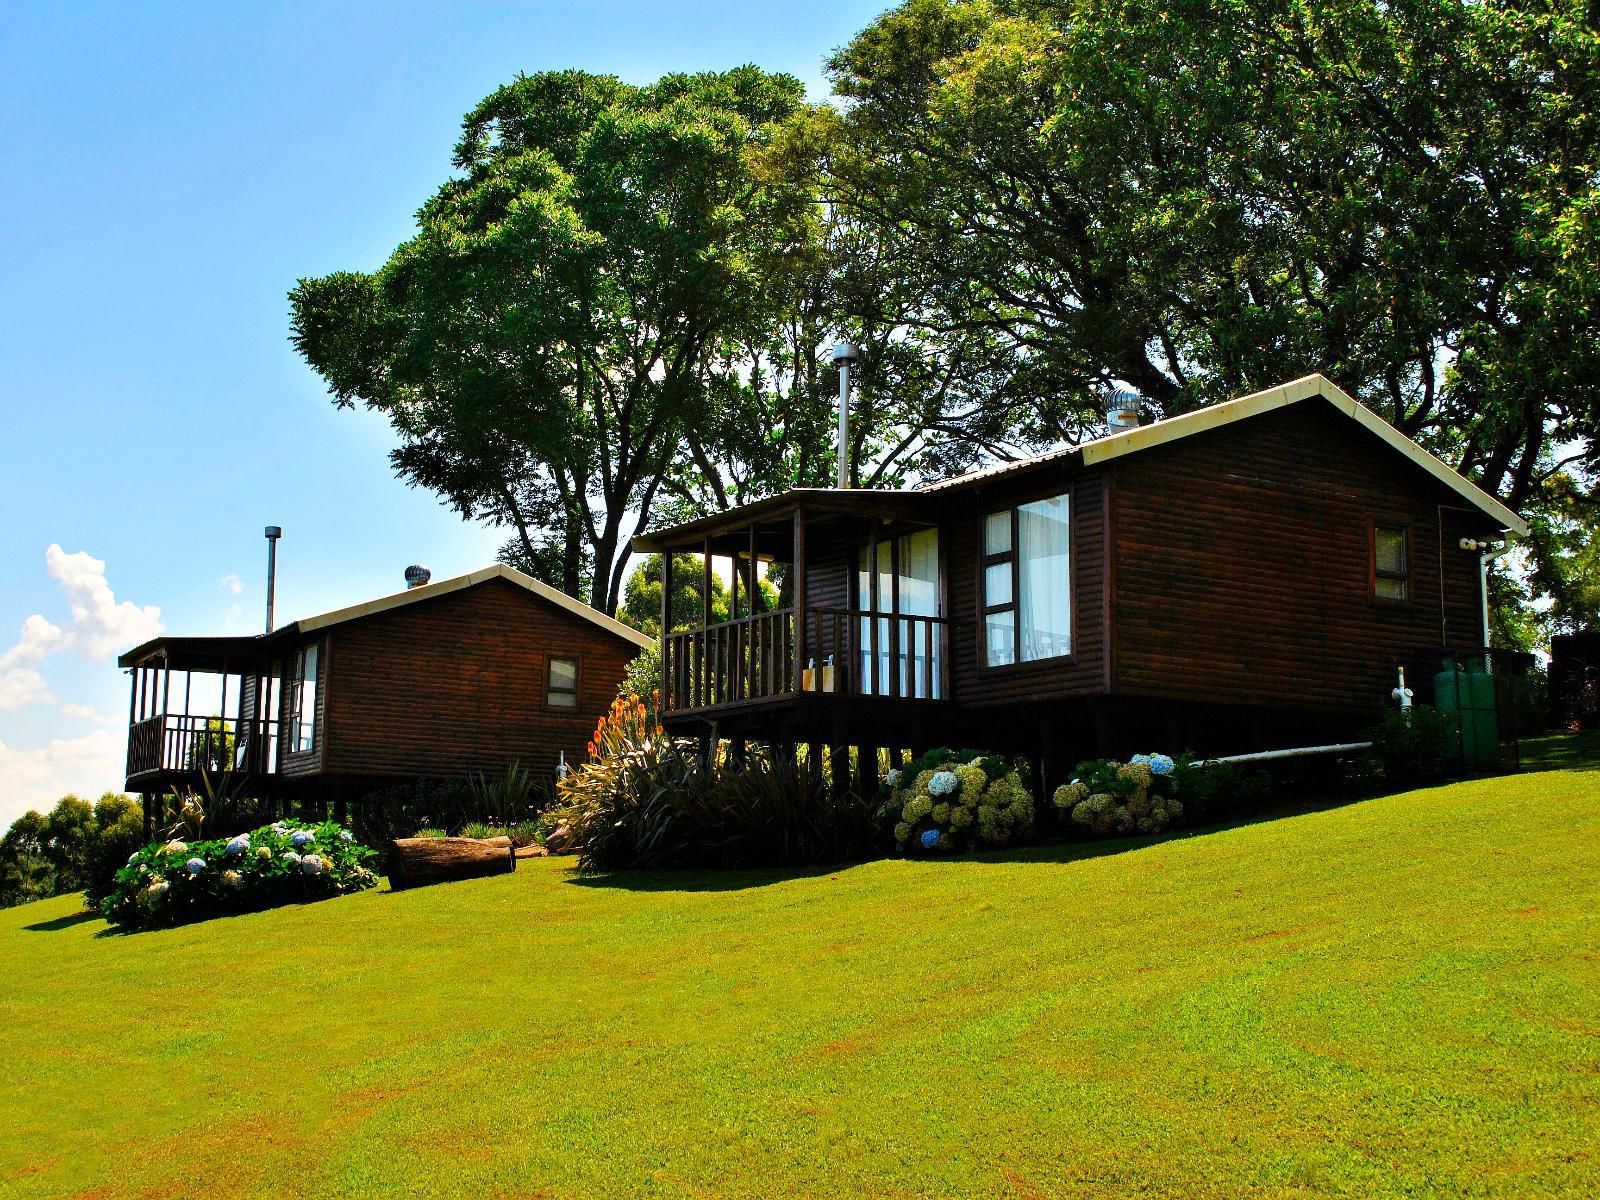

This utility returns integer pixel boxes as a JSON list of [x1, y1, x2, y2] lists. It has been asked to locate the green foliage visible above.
[[886, 748, 1034, 853], [354, 778, 476, 843], [99, 820, 379, 931], [1366, 706, 1462, 787], [468, 761, 549, 827], [1170, 757, 1273, 827], [0, 794, 144, 908], [555, 695, 877, 869], [815, 0, 1600, 537], [291, 67, 825, 613], [84, 795, 145, 905], [1052, 756, 1183, 837]]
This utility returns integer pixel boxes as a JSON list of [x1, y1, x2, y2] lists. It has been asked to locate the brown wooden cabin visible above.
[[633, 374, 1530, 796], [118, 564, 650, 830]]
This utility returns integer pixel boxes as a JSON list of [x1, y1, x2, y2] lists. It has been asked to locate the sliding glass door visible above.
[[856, 528, 942, 698]]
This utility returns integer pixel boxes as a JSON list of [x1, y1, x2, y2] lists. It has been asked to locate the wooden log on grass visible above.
[[386, 836, 514, 891]]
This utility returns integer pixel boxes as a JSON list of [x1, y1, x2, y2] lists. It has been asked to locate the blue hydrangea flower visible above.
[[1130, 754, 1152, 766], [185, 857, 206, 875], [919, 828, 942, 850], [885, 769, 902, 789], [300, 854, 325, 876], [928, 770, 959, 797], [291, 830, 315, 848], [1149, 754, 1176, 776], [226, 835, 250, 856]]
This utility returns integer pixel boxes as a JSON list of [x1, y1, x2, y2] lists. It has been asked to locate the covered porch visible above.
[[635, 489, 955, 724], [119, 635, 286, 792]]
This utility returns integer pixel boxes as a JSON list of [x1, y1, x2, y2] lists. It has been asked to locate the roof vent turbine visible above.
[[1106, 390, 1144, 430], [404, 565, 432, 590]]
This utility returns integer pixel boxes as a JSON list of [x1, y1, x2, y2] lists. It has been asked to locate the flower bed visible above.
[[886, 749, 1034, 853], [1052, 753, 1182, 836], [100, 819, 379, 930]]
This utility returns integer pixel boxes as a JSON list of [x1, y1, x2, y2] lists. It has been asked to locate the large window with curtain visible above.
[[983, 493, 1072, 666], [855, 528, 942, 697]]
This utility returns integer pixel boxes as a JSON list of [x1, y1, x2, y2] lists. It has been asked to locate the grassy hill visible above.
[[2, 768, 1597, 1199]]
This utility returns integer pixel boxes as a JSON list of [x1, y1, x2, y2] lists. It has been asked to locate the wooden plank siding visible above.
[[1107, 402, 1493, 716], [312, 576, 637, 783]]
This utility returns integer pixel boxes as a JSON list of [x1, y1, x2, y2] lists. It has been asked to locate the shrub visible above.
[[1367, 706, 1460, 785], [1170, 757, 1272, 826], [554, 695, 879, 869], [1052, 754, 1182, 836], [84, 795, 146, 904], [468, 761, 550, 827], [100, 819, 379, 931], [885, 748, 1034, 853]]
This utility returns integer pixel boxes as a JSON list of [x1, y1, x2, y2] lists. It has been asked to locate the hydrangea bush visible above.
[[1051, 753, 1182, 836], [100, 819, 379, 930], [885, 748, 1034, 853]]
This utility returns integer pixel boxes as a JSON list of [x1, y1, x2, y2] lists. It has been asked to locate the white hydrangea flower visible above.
[[928, 770, 959, 797], [885, 769, 902, 788], [339, 830, 354, 842], [283, 851, 302, 864], [299, 854, 325, 876]]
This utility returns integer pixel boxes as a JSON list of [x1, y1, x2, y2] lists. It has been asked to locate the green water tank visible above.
[[1434, 656, 1499, 771]]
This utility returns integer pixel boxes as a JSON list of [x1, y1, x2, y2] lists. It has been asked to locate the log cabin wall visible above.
[[321, 577, 638, 782], [1107, 401, 1493, 717]]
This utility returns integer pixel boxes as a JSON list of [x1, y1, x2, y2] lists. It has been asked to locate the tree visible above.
[[0, 811, 53, 908], [816, 0, 1600, 510], [292, 68, 824, 613]]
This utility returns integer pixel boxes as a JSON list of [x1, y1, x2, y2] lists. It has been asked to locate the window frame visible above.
[[545, 654, 581, 710], [1371, 519, 1412, 606], [980, 491, 1074, 670], [286, 641, 321, 755]]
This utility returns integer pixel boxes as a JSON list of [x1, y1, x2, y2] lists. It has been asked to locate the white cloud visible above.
[[220, 573, 244, 595], [59, 703, 116, 724], [0, 730, 125, 828], [0, 669, 54, 710], [0, 546, 162, 674]]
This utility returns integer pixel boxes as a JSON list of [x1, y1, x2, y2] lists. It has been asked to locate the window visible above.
[[547, 656, 579, 708], [1374, 525, 1409, 602], [288, 643, 319, 753], [984, 494, 1072, 666]]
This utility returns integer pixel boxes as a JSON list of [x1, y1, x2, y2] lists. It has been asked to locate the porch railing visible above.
[[662, 606, 949, 712], [126, 715, 281, 779], [666, 608, 796, 710]]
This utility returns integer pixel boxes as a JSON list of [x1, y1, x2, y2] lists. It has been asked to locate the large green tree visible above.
[[292, 68, 822, 613], [816, 0, 1600, 518]]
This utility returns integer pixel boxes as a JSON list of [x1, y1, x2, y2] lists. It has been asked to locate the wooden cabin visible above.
[[118, 564, 650, 827], [633, 375, 1530, 794]]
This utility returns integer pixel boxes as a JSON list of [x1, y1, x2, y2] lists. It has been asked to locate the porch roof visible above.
[[118, 633, 286, 672], [632, 489, 936, 555]]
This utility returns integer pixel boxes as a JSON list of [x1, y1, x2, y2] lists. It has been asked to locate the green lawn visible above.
[[2, 771, 1597, 1199]]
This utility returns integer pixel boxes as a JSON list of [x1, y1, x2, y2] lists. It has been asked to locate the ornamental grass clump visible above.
[[1052, 753, 1182, 836], [553, 694, 880, 870], [885, 748, 1034, 853], [100, 819, 379, 930]]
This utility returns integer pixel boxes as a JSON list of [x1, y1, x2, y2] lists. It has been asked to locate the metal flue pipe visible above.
[[264, 526, 281, 634], [834, 341, 859, 488]]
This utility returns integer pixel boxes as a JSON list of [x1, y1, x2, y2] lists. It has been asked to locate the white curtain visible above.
[[1017, 495, 1071, 661]]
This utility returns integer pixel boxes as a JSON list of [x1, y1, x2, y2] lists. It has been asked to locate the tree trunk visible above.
[[386, 836, 514, 891]]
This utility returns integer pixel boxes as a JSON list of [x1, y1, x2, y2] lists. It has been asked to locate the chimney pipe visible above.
[[264, 526, 282, 634], [833, 341, 859, 488]]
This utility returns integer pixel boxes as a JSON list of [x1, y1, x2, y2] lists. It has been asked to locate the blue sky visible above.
[[0, 0, 886, 824]]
